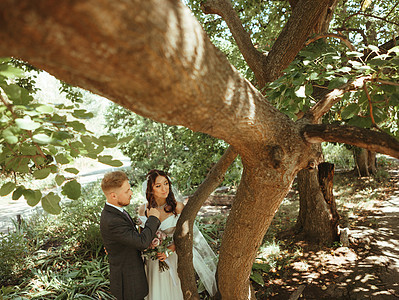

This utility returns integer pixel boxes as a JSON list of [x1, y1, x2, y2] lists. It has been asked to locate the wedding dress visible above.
[[139, 210, 217, 299]]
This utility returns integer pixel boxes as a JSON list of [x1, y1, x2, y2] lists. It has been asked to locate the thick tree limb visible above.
[[263, 0, 332, 82], [201, 0, 267, 87], [202, 0, 333, 86], [0, 0, 291, 156], [303, 124, 399, 159], [174, 145, 238, 299]]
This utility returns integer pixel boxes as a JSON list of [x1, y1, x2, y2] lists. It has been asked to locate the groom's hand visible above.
[[148, 207, 161, 219]]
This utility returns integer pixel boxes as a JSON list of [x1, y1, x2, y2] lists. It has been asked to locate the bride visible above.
[[138, 169, 217, 299]]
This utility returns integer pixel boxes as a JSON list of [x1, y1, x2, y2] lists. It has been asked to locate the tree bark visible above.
[[304, 124, 399, 159], [354, 147, 377, 177], [174, 146, 238, 299], [296, 162, 339, 245]]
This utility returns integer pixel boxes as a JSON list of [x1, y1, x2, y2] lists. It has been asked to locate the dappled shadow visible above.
[[262, 190, 399, 299]]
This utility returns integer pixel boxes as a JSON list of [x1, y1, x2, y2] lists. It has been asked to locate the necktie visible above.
[[123, 210, 134, 226]]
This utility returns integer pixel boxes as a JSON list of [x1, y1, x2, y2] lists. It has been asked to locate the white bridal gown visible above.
[[139, 212, 217, 300]]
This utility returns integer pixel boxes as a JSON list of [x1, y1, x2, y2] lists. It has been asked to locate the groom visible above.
[[100, 171, 160, 300]]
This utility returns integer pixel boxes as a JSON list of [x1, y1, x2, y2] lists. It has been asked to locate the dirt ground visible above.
[[258, 167, 399, 299]]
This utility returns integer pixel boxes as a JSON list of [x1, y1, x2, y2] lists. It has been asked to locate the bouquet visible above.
[[142, 230, 173, 272]]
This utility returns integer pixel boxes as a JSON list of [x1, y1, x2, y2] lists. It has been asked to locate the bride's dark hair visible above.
[[146, 169, 177, 215]]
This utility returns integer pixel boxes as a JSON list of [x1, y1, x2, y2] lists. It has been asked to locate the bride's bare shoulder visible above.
[[176, 201, 184, 214]]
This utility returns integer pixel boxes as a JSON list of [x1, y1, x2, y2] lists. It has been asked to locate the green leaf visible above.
[[0, 83, 33, 105], [0, 182, 16, 196], [21, 145, 37, 155], [35, 105, 54, 114], [15, 157, 30, 173], [32, 168, 51, 179], [368, 45, 380, 52], [55, 175, 66, 186], [41, 192, 61, 214], [118, 136, 133, 143], [53, 131, 74, 141], [23, 189, 42, 207], [346, 51, 363, 58], [15, 117, 41, 130], [357, 65, 371, 71], [328, 77, 348, 89], [98, 155, 123, 167], [250, 272, 264, 287], [347, 116, 372, 128], [68, 121, 86, 132], [72, 109, 94, 119], [96, 135, 119, 147], [337, 67, 351, 73], [62, 180, 81, 200], [348, 60, 363, 69], [32, 133, 52, 144], [368, 58, 387, 67], [4, 134, 18, 144], [341, 103, 360, 119], [252, 262, 271, 272], [64, 167, 79, 175], [309, 72, 319, 80], [55, 154, 70, 164], [0, 64, 24, 78], [12, 186, 25, 200], [2, 127, 19, 144], [305, 84, 313, 96]]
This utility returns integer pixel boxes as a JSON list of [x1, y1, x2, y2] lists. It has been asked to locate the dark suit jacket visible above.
[[100, 204, 160, 300]]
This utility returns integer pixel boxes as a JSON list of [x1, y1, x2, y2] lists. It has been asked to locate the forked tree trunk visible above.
[[296, 162, 339, 245]]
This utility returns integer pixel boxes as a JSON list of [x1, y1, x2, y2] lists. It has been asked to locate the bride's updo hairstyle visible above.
[[146, 169, 177, 215]]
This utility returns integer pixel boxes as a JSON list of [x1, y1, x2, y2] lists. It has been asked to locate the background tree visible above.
[[0, 0, 399, 299]]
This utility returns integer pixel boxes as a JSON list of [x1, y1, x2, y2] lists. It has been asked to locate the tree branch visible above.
[[174, 145, 238, 299], [201, 0, 267, 87], [202, 0, 334, 86], [264, 0, 333, 82], [306, 76, 372, 122], [303, 124, 399, 159], [305, 33, 355, 51]]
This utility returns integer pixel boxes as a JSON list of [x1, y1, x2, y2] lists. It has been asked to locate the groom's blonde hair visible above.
[[101, 171, 129, 194]]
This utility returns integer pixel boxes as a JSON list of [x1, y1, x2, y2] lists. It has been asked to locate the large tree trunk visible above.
[[296, 162, 339, 245]]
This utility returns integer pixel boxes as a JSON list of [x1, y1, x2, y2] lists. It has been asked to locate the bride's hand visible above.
[[157, 252, 167, 261], [167, 244, 176, 252]]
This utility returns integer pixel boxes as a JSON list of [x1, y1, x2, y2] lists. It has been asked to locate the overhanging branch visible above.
[[303, 124, 399, 159]]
